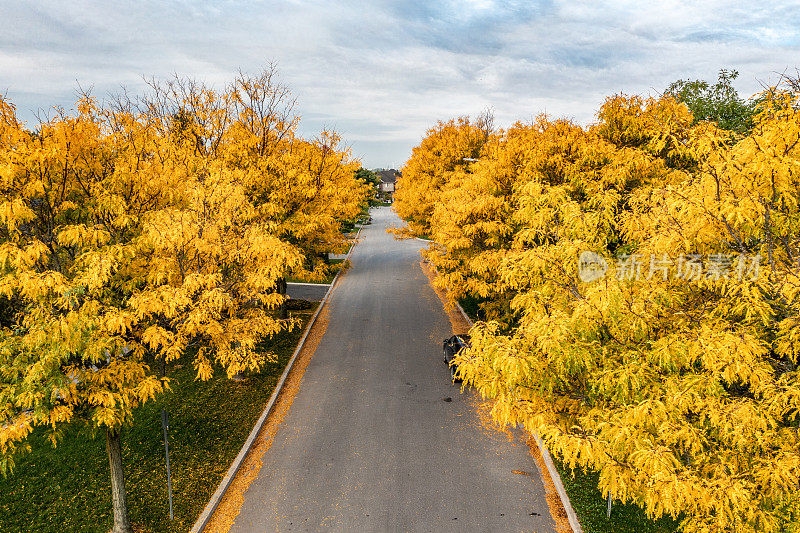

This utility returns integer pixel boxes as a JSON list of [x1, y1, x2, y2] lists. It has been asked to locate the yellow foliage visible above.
[[0, 67, 369, 476], [403, 89, 800, 531], [394, 116, 490, 237]]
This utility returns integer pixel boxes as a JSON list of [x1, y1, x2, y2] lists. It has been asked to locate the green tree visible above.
[[355, 167, 380, 187], [666, 69, 757, 134]]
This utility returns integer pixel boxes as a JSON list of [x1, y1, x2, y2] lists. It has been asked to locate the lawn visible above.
[[0, 305, 316, 533], [552, 458, 680, 533]]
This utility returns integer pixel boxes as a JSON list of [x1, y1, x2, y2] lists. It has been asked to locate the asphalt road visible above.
[[231, 207, 556, 533]]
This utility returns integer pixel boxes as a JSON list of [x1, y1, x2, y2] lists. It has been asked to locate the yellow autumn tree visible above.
[[424, 121, 540, 324], [0, 96, 170, 533], [224, 70, 368, 304], [0, 66, 369, 533], [250, 130, 367, 282], [407, 90, 800, 531], [394, 115, 491, 237]]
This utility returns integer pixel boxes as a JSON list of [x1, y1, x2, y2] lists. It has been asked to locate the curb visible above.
[[190, 228, 362, 533], [533, 433, 583, 533], [453, 302, 584, 533]]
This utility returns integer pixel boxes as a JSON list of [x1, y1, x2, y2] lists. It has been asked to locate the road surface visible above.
[[231, 207, 556, 532]]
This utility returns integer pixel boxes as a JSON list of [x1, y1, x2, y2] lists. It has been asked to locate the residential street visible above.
[[231, 207, 556, 532]]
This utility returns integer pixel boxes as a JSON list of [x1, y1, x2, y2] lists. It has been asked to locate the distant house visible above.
[[373, 169, 400, 200]]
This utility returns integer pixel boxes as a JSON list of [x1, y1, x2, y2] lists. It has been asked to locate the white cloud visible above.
[[1, 0, 798, 168]]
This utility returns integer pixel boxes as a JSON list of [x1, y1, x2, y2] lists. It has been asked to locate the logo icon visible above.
[[578, 251, 608, 283]]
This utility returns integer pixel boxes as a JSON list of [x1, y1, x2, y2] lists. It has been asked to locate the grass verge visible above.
[[551, 456, 680, 533], [0, 306, 316, 533], [457, 295, 481, 323]]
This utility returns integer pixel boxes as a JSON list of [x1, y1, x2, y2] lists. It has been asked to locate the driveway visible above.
[[286, 283, 330, 302]]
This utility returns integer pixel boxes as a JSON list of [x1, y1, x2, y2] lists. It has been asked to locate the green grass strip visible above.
[[551, 457, 680, 533]]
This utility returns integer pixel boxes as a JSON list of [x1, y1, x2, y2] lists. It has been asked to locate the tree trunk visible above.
[[278, 276, 288, 319], [106, 428, 133, 533]]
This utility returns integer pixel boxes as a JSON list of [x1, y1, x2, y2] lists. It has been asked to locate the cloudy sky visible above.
[[2, 1, 799, 168]]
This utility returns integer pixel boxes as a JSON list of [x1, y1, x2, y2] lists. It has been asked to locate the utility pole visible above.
[[159, 358, 173, 521], [162, 409, 174, 521]]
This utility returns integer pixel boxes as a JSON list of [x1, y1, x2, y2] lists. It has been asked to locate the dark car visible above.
[[443, 334, 470, 382]]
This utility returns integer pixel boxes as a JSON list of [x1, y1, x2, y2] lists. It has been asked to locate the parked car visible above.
[[443, 334, 470, 382]]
